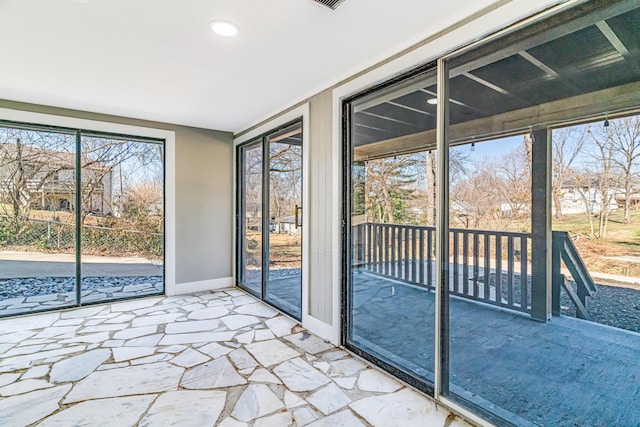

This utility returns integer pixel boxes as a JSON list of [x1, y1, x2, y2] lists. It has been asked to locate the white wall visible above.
[[235, 0, 572, 347], [0, 99, 234, 295]]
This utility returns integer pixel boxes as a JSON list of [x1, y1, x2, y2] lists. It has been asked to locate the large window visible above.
[[344, 1, 640, 425], [344, 67, 439, 391], [0, 122, 164, 317], [237, 120, 303, 319]]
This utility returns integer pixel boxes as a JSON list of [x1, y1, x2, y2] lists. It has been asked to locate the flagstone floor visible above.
[[0, 288, 470, 427]]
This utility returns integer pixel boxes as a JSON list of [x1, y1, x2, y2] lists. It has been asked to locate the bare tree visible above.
[[551, 127, 587, 220], [451, 167, 501, 227], [572, 168, 597, 237], [0, 128, 76, 223], [425, 150, 436, 226], [366, 157, 400, 223], [124, 182, 163, 217], [587, 127, 618, 239], [268, 143, 302, 224], [364, 154, 424, 224], [81, 137, 163, 222], [607, 117, 640, 224], [493, 137, 532, 218], [415, 148, 470, 226]]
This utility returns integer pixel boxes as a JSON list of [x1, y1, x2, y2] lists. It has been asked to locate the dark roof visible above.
[[352, 2, 640, 148]]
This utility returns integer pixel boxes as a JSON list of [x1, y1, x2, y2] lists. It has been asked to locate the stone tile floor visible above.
[[0, 288, 471, 427]]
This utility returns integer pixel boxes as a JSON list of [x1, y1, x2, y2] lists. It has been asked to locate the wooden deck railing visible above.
[[354, 223, 597, 318], [353, 222, 533, 314], [552, 231, 597, 319]]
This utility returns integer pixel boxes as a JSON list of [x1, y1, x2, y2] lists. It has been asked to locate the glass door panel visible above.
[[0, 126, 77, 317], [80, 135, 164, 303], [345, 69, 438, 391], [265, 124, 302, 319], [238, 142, 263, 296]]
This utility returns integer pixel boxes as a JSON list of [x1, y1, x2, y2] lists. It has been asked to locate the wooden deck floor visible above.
[[351, 271, 640, 427]]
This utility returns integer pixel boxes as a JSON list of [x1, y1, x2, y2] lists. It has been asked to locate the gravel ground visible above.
[[0, 276, 162, 299], [561, 280, 640, 333], [489, 272, 640, 333], [243, 268, 301, 283]]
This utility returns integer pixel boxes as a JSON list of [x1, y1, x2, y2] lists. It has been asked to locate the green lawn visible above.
[[553, 210, 640, 278], [452, 209, 640, 278]]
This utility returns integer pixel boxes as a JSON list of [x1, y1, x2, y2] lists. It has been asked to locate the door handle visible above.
[[295, 205, 302, 229]]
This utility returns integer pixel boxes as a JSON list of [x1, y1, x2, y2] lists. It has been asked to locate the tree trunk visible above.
[[381, 185, 394, 223], [624, 176, 631, 224], [425, 151, 436, 226], [553, 191, 563, 220]]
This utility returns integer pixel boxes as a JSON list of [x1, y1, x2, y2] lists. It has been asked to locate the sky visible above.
[[469, 135, 522, 158], [453, 134, 523, 164]]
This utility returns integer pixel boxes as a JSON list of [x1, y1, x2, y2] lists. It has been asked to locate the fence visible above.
[[353, 222, 532, 314], [0, 216, 163, 260]]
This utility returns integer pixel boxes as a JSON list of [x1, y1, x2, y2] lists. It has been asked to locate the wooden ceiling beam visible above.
[[448, 0, 638, 77], [518, 50, 583, 95], [419, 88, 488, 115], [359, 111, 424, 128], [519, 51, 560, 79], [596, 21, 630, 59], [353, 80, 640, 161], [386, 101, 434, 117], [352, 75, 436, 113], [595, 20, 640, 73], [462, 72, 512, 96]]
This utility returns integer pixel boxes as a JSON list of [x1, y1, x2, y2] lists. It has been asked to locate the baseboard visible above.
[[171, 277, 234, 295]]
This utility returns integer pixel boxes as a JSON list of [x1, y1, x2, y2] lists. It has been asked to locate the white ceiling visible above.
[[1, 0, 510, 133]]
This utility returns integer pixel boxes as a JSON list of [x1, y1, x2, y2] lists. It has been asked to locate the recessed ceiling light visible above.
[[209, 20, 239, 37], [427, 98, 438, 105]]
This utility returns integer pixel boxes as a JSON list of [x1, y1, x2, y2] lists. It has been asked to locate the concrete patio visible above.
[[0, 288, 470, 427], [0, 251, 164, 317], [351, 271, 640, 426], [0, 251, 162, 279]]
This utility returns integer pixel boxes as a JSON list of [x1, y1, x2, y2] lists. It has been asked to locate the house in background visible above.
[[556, 182, 619, 215], [0, 142, 113, 214], [274, 215, 300, 235]]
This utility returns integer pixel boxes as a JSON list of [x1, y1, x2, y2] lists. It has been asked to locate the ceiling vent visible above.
[[312, 0, 347, 10]]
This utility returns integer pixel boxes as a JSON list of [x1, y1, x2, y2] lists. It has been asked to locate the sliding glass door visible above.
[[80, 134, 164, 304], [239, 141, 264, 295], [0, 126, 78, 315], [238, 121, 303, 319], [0, 121, 165, 318], [265, 125, 303, 318], [343, 1, 640, 426], [344, 67, 439, 391]]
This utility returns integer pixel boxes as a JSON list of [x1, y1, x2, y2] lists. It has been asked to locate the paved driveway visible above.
[[0, 251, 161, 278]]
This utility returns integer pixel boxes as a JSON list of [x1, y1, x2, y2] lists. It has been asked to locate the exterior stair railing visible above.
[[551, 231, 597, 320]]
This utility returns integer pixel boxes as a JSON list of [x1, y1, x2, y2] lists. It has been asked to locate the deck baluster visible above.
[[508, 236, 514, 306], [427, 229, 433, 289], [453, 231, 459, 293], [359, 223, 535, 314], [473, 232, 480, 298], [484, 233, 491, 302], [495, 234, 502, 305], [390, 226, 396, 278], [411, 228, 417, 284], [520, 237, 528, 310]]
